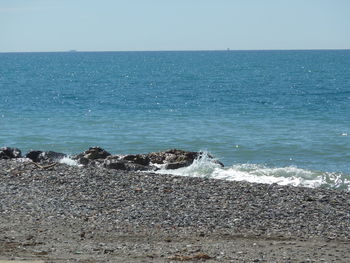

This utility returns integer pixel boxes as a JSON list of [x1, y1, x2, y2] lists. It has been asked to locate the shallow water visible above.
[[1, 50, 350, 189]]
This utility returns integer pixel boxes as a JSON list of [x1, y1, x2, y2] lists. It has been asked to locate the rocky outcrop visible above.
[[73, 148, 201, 170], [26, 150, 66, 163], [101, 149, 207, 171], [0, 147, 65, 163], [1, 146, 223, 171], [75, 148, 223, 171], [0, 147, 22, 159]]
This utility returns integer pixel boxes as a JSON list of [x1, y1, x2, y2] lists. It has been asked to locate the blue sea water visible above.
[[1, 50, 350, 189]]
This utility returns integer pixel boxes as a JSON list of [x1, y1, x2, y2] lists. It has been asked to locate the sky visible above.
[[0, 0, 349, 52]]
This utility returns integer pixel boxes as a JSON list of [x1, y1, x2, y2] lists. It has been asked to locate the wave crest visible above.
[[156, 151, 350, 191]]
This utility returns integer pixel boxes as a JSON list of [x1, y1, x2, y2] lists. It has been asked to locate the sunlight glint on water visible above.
[[1, 50, 350, 190]]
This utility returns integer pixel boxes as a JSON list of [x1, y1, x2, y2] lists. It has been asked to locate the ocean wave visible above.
[[155, 151, 350, 191], [58, 156, 81, 166]]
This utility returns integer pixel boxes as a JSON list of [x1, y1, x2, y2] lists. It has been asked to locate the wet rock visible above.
[[74, 147, 111, 165], [124, 162, 150, 171], [40, 151, 66, 162], [75, 147, 111, 160], [214, 159, 225, 167], [147, 149, 199, 165], [146, 149, 223, 169], [0, 147, 22, 159], [104, 159, 150, 171], [104, 160, 127, 170], [104, 149, 203, 171], [84, 147, 111, 160], [102, 149, 221, 171], [165, 161, 190, 170], [121, 154, 150, 166], [25, 151, 43, 162], [72, 148, 222, 171], [77, 156, 90, 166], [26, 150, 66, 163]]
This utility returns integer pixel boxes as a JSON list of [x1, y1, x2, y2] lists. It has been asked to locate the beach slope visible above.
[[1, 160, 349, 262]]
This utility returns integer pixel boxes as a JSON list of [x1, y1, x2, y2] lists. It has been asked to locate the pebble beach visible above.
[[1, 158, 350, 262]]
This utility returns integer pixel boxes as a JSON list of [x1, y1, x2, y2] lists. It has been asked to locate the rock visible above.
[[124, 162, 150, 171], [40, 151, 66, 162], [77, 157, 90, 166], [121, 154, 150, 166], [73, 148, 222, 171], [164, 161, 190, 170], [148, 149, 224, 170], [0, 147, 22, 159], [75, 147, 111, 160], [147, 149, 199, 165], [102, 149, 222, 171], [105, 154, 122, 161], [74, 147, 111, 166], [84, 146, 111, 160], [104, 159, 150, 171], [214, 159, 225, 167], [26, 150, 66, 163], [25, 151, 43, 162], [104, 160, 127, 170]]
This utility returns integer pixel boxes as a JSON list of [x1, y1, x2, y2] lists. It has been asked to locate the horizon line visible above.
[[1, 48, 350, 54]]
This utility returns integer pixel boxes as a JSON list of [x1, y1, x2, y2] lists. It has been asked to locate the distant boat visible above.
[[68, 50, 78, 52]]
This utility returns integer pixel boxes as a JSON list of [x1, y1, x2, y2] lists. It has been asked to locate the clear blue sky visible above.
[[1, 0, 349, 52]]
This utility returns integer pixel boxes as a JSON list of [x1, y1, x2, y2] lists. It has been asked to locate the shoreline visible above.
[[1, 146, 349, 192], [1, 159, 350, 262]]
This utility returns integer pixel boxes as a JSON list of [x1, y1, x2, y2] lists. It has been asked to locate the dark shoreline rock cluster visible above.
[[0, 146, 223, 171]]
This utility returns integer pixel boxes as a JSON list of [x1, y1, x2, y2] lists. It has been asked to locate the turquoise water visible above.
[[1, 50, 350, 189]]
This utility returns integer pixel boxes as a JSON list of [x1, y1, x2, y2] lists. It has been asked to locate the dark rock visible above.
[[74, 148, 222, 171], [25, 151, 43, 162], [213, 159, 225, 167], [77, 157, 90, 166], [124, 162, 150, 171], [106, 154, 122, 160], [148, 149, 224, 170], [104, 149, 221, 171], [75, 147, 111, 160], [121, 154, 150, 166], [0, 147, 22, 159], [147, 149, 199, 165], [165, 161, 191, 170], [39, 151, 66, 162], [104, 159, 150, 171], [26, 150, 66, 163], [104, 160, 127, 170]]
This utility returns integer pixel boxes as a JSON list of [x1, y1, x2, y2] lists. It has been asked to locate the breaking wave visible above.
[[58, 156, 81, 166], [155, 152, 350, 191]]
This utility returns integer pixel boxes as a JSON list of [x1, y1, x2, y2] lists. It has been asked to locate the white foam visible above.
[[150, 162, 166, 169], [59, 156, 81, 166], [216, 164, 324, 188], [156, 151, 223, 178], [155, 151, 349, 190]]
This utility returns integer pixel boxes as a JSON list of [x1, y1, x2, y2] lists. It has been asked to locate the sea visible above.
[[1, 50, 350, 190]]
